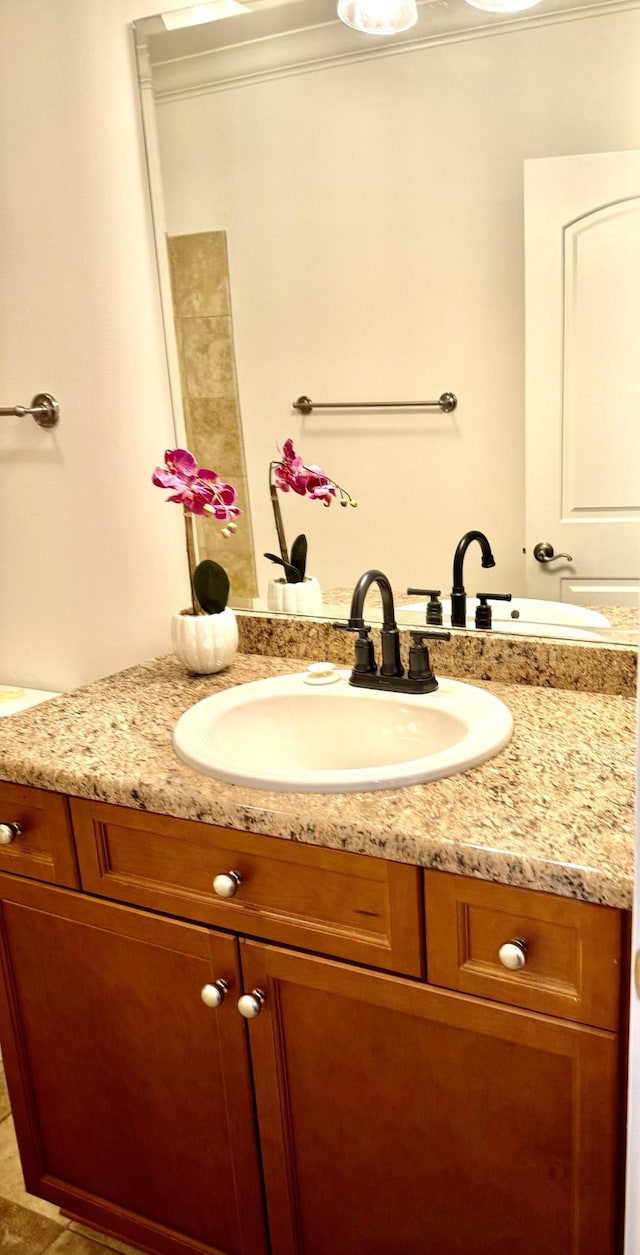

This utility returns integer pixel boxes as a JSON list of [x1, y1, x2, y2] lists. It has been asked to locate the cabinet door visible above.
[[0, 873, 267, 1255], [241, 940, 620, 1255]]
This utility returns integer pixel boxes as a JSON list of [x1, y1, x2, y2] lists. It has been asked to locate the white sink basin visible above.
[[402, 597, 610, 640], [173, 669, 513, 793]]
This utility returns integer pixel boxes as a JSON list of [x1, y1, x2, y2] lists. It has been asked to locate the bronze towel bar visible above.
[[292, 392, 457, 415], [0, 393, 59, 428]]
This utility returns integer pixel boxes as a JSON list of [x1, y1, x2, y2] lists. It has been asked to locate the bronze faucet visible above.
[[334, 569, 449, 694], [451, 532, 495, 628]]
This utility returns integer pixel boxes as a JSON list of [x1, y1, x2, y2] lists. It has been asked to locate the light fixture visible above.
[[462, 0, 542, 11], [161, 1, 249, 30], [337, 0, 418, 36]]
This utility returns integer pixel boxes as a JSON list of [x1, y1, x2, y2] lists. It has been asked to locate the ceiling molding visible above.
[[143, 0, 640, 100]]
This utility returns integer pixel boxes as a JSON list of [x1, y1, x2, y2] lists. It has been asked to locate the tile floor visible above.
[[0, 1061, 146, 1255]]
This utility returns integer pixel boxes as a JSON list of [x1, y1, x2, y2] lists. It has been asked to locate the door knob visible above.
[[213, 870, 243, 898], [533, 542, 573, 565], [201, 979, 229, 1008], [237, 989, 266, 1018], [498, 938, 528, 971], [0, 822, 23, 845]]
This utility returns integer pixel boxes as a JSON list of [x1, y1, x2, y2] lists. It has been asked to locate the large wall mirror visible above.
[[134, 0, 640, 645]]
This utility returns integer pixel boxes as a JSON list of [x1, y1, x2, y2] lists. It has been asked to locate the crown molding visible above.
[[144, 0, 640, 100]]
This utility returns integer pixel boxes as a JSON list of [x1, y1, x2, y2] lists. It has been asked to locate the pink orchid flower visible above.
[[266, 438, 357, 582], [152, 448, 241, 525], [273, 438, 342, 506]]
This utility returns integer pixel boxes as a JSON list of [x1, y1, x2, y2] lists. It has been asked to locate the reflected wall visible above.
[[139, 0, 640, 624]]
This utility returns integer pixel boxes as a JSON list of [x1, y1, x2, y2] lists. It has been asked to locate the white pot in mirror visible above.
[[172, 607, 238, 675], [267, 577, 322, 615]]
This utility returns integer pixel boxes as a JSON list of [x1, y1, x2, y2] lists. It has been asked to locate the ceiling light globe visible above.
[[337, 0, 418, 35]]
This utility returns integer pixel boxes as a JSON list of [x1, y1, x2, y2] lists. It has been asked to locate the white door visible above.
[[524, 151, 640, 606]]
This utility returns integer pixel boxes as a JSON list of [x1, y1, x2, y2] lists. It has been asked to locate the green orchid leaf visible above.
[[264, 552, 303, 583], [192, 560, 230, 615], [290, 534, 308, 582]]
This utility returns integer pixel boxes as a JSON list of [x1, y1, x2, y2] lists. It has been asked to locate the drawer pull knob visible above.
[[238, 989, 266, 1019], [0, 822, 23, 845], [498, 938, 528, 971], [201, 979, 229, 1008], [213, 870, 243, 899]]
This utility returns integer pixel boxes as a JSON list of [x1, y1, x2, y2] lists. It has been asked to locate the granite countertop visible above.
[[0, 651, 635, 910]]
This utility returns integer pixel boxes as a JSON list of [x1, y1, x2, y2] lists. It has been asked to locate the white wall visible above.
[[155, 9, 640, 598], [0, 0, 199, 692]]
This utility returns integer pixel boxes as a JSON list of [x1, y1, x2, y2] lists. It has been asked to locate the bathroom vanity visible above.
[[0, 645, 635, 1255]]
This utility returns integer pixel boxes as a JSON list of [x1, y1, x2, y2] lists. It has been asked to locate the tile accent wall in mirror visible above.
[[134, 0, 640, 645], [167, 230, 258, 598]]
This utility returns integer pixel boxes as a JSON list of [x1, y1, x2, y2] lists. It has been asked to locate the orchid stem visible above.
[[183, 508, 198, 615], [269, 462, 290, 568]]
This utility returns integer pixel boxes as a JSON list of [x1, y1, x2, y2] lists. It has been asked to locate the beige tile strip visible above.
[[167, 231, 257, 599]]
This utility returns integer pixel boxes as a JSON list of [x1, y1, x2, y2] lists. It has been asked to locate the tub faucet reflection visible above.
[[451, 531, 495, 627]]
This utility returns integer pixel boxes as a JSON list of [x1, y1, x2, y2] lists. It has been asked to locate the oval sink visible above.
[[173, 670, 513, 793]]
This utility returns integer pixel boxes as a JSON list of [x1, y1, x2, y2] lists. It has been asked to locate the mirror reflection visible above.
[[134, 0, 640, 643]]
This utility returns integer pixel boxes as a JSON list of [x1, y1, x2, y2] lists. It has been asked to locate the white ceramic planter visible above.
[[172, 607, 238, 675], [267, 576, 322, 615]]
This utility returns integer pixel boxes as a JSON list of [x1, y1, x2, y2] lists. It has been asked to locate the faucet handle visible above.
[[332, 619, 371, 633], [332, 620, 375, 674], [409, 628, 451, 643], [406, 589, 443, 626], [475, 593, 512, 630], [407, 629, 450, 689]]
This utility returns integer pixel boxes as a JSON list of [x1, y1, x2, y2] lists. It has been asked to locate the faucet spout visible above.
[[451, 531, 495, 628], [350, 569, 396, 629], [349, 569, 402, 676]]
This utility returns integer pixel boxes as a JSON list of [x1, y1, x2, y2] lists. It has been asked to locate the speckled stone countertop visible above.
[[0, 652, 635, 910], [237, 612, 637, 697]]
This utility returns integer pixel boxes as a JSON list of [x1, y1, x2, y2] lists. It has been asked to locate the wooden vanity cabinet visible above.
[[0, 872, 268, 1255], [0, 788, 627, 1255], [69, 798, 423, 976], [424, 870, 624, 1029], [0, 781, 78, 888], [242, 940, 620, 1255]]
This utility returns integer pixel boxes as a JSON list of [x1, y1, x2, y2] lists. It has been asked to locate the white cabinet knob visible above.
[[213, 870, 242, 899], [0, 822, 23, 845], [200, 979, 229, 1008], [237, 989, 266, 1019], [498, 938, 528, 971]]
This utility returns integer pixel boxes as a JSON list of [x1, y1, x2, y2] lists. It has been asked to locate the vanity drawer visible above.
[[70, 799, 423, 976], [424, 871, 623, 1029], [0, 782, 78, 888]]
